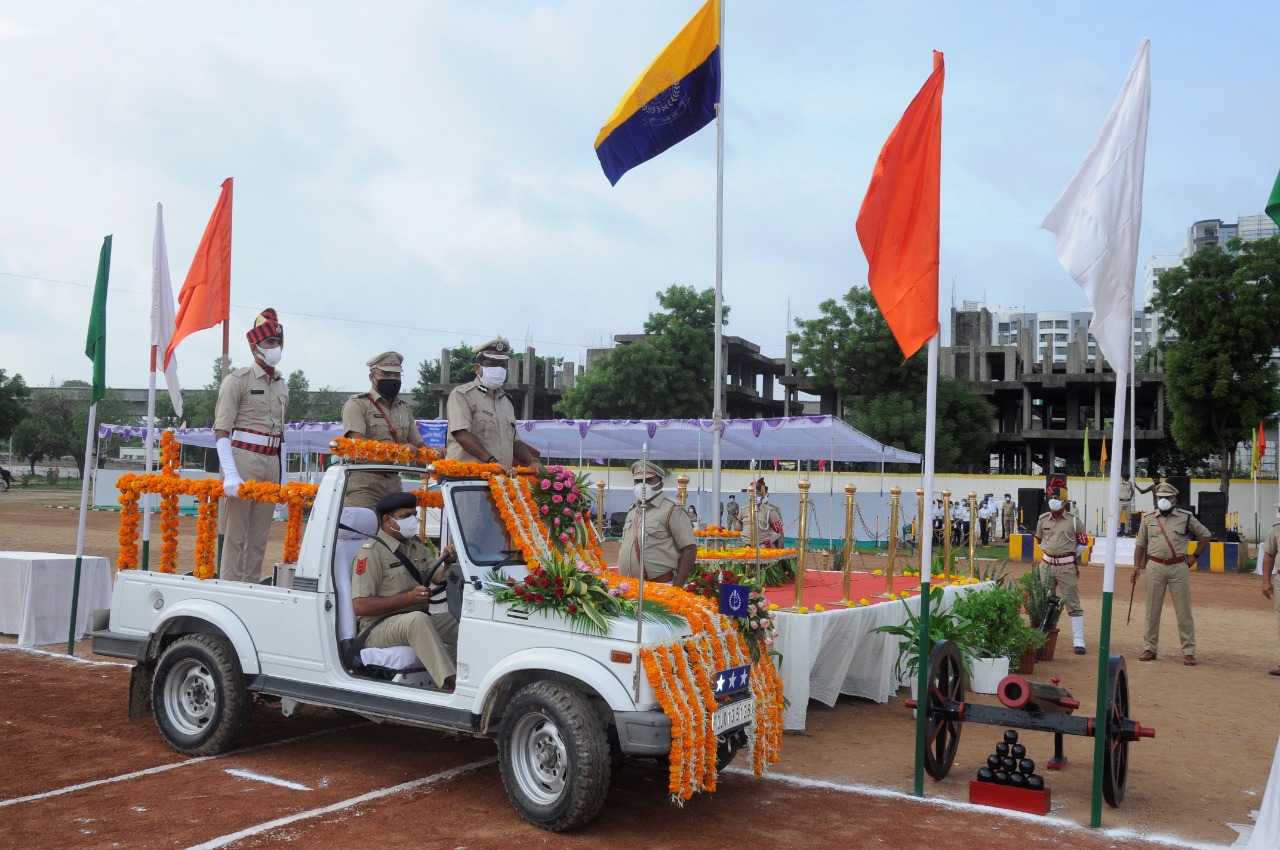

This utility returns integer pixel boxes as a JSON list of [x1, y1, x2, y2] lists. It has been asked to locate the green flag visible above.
[[85, 235, 112, 405], [1268, 168, 1280, 230], [1083, 422, 1091, 475]]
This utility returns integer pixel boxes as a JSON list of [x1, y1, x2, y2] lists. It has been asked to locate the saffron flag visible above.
[[1083, 422, 1091, 475], [152, 204, 183, 417], [1267, 169, 1280, 231], [594, 0, 720, 185], [1256, 420, 1267, 476], [165, 178, 233, 368], [1099, 432, 1108, 475], [1041, 40, 1150, 370], [85, 236, 112, 405], [856, 51, 945, 361]]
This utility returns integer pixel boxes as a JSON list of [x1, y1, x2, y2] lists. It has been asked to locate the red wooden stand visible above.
[[969, 780, 1051, 816]]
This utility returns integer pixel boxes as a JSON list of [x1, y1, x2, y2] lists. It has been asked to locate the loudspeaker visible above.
[[1166, 475, 1192, 509], [1197, 491, 1227, 539], [1017, 488, 1044, 531]]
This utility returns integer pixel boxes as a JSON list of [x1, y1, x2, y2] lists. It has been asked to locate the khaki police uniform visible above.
[[750, 499, 785, 548], [445, 377, 523, 466], [1035, 509, 1086, 617], [341, 391, 424, 509], [351, 529, 458, 687], [215, 363, 288, 583], [1000, 498, 1017, 539], [1136, 507, 1210, 657], [1263, 522, 1280, 665], [618, 495, 697, 581], [726, 498, 740, 531], [1119, 479, 1135, 533]]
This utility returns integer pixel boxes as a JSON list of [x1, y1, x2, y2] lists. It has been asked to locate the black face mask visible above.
[[376, 378, 401, 399]]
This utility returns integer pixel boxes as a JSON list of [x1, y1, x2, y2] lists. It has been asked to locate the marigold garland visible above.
[[410, 489, 445, 510], [693, 526, 742, 539], [328, 437, 437, 466]]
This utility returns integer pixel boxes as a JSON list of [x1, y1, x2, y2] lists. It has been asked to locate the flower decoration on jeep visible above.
[[525, 465, 590, 552], [329, 437, 437, 466], [684, 567, 777, 664]]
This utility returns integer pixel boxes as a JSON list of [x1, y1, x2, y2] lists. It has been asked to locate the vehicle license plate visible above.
[[713, 698, 754, 734]]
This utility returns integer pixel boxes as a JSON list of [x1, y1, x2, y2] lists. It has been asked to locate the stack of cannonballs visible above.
[[974, 730, 1045, 791]]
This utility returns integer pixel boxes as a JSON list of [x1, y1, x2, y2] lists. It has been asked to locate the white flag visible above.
[[152, 203, 183, 417], [1041, 38, 1151, 370]]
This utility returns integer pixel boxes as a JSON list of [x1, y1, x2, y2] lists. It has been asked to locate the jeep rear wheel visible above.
[[498, 681, 610, 831], [152, 634, 249, 756]]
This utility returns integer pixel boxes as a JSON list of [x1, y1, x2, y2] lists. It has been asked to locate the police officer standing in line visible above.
[[1133, 481, 1211, 666], [1034, 487, 1090, 655], [1257, 502, 1280, 676], [445, 337, 541, 473], [1000, 494, 1017, 541], [1118, 472, 1136, 536], [752, 478, 785, 548], [726, 494, 740, 531], [617, 461, 697, 589], [214, 308, 289, 583], [351, 491, 459, 691], [341, 351, 425, 509]]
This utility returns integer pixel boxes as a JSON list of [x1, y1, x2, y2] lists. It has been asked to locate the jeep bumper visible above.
[[614, 710, 671, 756]]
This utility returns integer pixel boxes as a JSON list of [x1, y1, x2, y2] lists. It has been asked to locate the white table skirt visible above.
[[773, 582, 991, 731], [0, 551, 113, 647]]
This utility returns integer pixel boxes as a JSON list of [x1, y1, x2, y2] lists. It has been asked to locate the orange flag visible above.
[[165, 178, 233, 368], [856, 52, 944, 361]]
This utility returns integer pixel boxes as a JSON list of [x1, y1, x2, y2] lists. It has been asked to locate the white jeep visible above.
[[92, 461, 752, 831]]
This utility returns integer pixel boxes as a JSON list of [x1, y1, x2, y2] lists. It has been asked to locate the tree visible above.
[[792, 284, 994, 472], [846, 377, 995, 472], [793, 287, 927, 405], [1151, 236, 1280, 503], [557, 285, 728, 418], [411, 344, 476, 419], [286, 370, 310, 417], [12, 386, 132, 472], [0, 369, 30, 441]]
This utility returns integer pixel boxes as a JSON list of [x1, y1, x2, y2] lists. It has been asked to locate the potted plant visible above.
[[951, 585, 1027, 693], [1018, 567, 1063, 661], [1011, 624, 1047, 674], [873, 585, 982, 696]]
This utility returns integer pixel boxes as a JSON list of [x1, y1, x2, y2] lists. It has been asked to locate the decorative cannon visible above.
[[905, 640, 1155, 806]]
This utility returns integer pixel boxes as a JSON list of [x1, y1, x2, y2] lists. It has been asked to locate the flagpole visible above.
[[1091, 362, 1128, 825], [142, 347, 157, 570], [68, 403, 98, 655], [709, 0, 726, 536], [913, 333, 939, 796]]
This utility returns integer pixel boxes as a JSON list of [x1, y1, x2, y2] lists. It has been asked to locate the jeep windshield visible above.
[[450, 485, 521, 566]]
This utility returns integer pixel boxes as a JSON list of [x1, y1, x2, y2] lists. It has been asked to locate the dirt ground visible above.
[[2, 488, 1276, 848]]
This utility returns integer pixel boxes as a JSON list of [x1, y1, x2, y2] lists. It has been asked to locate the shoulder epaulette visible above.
[[360, 541, 374, 549]]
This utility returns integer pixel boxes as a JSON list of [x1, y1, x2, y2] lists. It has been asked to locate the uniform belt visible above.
[[230, 428, 282, 456], [645, 572, 675, 584], [1148, 555, 1186, 565], [1042, 554, 1075, 565]]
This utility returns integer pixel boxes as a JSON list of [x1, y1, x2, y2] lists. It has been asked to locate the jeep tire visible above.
[[498, 681, 610, 831], [152, 634, 250, 756]]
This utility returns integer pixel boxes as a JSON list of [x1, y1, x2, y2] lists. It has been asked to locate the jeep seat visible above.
[[334, 507, 421, 673]]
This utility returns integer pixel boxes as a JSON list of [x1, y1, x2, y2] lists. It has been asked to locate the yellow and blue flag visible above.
[[594, 0, 720, 185]]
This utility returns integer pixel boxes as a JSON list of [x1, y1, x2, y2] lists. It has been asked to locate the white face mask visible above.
[[479, 366, 506, 389], [1047, 499, 1063, 512], [255, 345, 282, 367], [1157, 498, 1173, 512], [393, 514, 419, 539], [634, 481, 661, 502]]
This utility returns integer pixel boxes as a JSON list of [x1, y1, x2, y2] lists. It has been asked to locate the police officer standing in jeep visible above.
[[342, 350, 424, 509], [445, 337, 541, 472], [618, 461, 697, 590], [1133, 481, 1211, 666]]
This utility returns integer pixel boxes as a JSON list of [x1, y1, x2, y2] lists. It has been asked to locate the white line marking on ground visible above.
[[224, 768, 311, 791], [0, 643, 131, 668], [724, 768, 1229, 850], [0, 724, 365, 808], [184, 757, 498, 850]]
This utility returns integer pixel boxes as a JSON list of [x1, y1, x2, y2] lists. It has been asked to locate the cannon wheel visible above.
[[922, 639, 966, 780], [1102, 654, 1129, 806]]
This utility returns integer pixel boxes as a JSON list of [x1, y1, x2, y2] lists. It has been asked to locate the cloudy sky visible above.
[[1, 1, 1277, 401]]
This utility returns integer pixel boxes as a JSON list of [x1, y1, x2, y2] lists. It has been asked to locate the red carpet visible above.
[[762, 570, 932, 609]]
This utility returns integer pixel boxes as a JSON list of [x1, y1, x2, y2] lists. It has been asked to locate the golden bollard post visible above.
[[875, 486, 901, 598], [792, 480, 811, 610], [676, 474, 689, 506], [967, 491, 978, 578], [595, 480, 606, 540], [916, 488, 926, 578], [942, 489, 953, 583], [747, 480, 761, 584], [841, 483, 857, 604]]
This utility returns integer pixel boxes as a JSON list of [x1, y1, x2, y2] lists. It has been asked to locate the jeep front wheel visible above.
[[498, 681, 610, 831], [152, 634, 249, 756]]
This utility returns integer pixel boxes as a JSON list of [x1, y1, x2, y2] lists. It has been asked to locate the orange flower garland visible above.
[[410, 489, 445, 510], [116, 484, 142, 570], [693, 525, 742, 539], [328, 437, 436, 466], [193, 498, 219, 579], [695, 546, 799, 562]]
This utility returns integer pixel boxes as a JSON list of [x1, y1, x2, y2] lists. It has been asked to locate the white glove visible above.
[[216, 437, 244, 499]]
